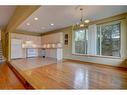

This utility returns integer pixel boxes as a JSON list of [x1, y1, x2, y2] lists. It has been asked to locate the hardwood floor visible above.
[[0, 63, 25, 89], [10, 58, 127, 89]]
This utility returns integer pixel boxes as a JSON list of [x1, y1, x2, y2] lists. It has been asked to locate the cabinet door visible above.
[[27, 48, 38, 57]]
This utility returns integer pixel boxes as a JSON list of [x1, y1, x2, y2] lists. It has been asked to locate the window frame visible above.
[[97, 21, 121, 57], [72, 28, 88, 55]]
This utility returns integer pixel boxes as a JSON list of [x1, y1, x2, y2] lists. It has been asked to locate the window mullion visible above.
[[100, 26, 102, 56]]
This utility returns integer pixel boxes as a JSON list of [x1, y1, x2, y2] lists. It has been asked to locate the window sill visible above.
[[72, 53, 122, 59]]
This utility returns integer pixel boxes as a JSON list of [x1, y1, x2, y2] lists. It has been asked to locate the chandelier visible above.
[[73, 8, 90, 30]]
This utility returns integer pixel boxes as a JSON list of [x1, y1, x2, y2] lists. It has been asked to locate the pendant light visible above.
[[73, 7, 90, 30]]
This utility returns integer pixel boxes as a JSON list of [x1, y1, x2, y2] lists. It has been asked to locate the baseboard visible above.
[[64, 58, 127, 69]]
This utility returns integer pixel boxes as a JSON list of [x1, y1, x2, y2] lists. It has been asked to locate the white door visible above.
[[11, 39, 23, 59]]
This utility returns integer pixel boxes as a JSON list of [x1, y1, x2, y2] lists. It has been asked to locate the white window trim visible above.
[[72, 28, 88, 55], [98, 21, 121, 57]]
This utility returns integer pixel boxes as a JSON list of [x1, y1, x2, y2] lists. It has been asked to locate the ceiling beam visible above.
[[5, 6, 40, 33]]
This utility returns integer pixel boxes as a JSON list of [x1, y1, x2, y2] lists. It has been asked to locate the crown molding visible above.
[[12, 29, 42, 36]]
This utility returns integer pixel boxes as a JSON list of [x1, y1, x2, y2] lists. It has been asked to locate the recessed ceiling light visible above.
[[50, 23, 54, 26], [84, 20, 90, 23], [26, 23, 30, 26], [34, 17, 38, 20]]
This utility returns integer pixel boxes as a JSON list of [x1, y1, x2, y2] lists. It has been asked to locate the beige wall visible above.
[[42, 18, 127, 68], [0, 29, 1, 40], [11, 33, 42, 58]]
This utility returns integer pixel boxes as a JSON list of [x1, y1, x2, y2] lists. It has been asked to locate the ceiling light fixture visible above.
[[50, 23, 54, 26], [79, 8, 84, 27], [73, 7, 90, 29], [84, 20, 90, 23], [34, 17, 38, 20], [26, 23, 30, 26]]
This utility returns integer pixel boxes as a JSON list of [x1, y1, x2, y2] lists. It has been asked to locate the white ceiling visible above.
[[0, 6, 16, 27], [17, 6, 127, 33]]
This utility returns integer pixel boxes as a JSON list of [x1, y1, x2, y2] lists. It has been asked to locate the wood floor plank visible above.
[[0, 63, 25, 89], [10, 58, 127, 89]]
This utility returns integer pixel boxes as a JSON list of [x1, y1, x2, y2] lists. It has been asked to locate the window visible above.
[[72, 21, 121, 58], [73, 28, 88, 54], [97, 22, 121, 57]]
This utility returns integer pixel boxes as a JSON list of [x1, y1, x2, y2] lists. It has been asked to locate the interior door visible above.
[[11, 39, 23, 59]]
